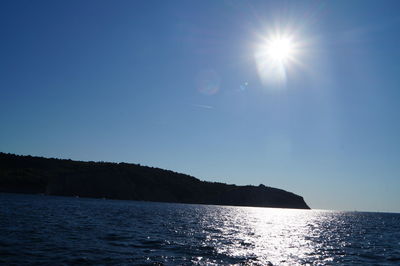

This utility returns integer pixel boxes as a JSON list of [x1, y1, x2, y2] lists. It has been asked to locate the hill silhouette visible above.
[[0, 152, 310, 209]]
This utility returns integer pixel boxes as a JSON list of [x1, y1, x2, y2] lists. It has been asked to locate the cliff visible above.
[[0, 152, 310, 209]]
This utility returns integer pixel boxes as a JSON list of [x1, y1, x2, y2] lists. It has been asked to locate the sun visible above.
[[266, 36, 294, 63], [254, 32, 300, 86], [255, 32, 299, 67]]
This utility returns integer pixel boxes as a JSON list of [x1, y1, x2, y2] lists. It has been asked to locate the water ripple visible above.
[[1, 193, 399, 265]]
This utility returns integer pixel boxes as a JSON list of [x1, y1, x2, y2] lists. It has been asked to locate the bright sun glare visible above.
[[266, 36, 294, 63], [254, 32, 300, 86]]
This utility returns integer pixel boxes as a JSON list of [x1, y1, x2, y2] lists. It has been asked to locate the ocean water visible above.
[[1, 193, 399, 265]]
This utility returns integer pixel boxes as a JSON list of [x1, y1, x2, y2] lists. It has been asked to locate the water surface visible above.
[[1, 193, 399, 265]]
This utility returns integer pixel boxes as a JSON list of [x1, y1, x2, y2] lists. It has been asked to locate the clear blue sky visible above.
[[1, 0, 400, 212]]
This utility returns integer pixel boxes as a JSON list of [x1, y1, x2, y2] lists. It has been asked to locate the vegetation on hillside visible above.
[[0, 152, 310, 209]]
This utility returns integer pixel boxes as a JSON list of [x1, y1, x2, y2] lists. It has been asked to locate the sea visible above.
[[1, 193, 399, 265]]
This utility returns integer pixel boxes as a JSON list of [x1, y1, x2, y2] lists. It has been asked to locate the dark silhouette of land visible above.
[[0, 152, 310, 209]]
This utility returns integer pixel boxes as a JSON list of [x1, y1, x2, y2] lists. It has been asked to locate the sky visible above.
[[1, 0, 400, 213]]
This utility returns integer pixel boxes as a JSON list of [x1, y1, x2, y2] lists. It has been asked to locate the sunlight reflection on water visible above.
[[1, 194, 400, 265], [197, 207, 320, 265]]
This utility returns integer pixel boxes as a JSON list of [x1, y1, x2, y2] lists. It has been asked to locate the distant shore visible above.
[[0, 152, 310, 209]]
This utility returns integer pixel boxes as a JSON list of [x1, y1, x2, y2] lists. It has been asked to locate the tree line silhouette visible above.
[[0, 152, 309, 209]]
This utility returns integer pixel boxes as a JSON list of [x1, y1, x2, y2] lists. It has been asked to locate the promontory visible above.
[[0, 152, 310, 209]]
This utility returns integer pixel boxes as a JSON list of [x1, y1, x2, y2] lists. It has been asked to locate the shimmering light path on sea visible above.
[[1, 193, 399, 265]]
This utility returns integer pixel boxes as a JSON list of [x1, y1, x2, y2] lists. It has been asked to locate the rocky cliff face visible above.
[[0, 153, 310, 209]]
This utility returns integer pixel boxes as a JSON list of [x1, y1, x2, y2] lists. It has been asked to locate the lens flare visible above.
[[196, 69, 220, 95]]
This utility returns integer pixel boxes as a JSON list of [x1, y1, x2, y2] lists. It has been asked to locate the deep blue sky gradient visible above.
[[1, 0, 400, 212]]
